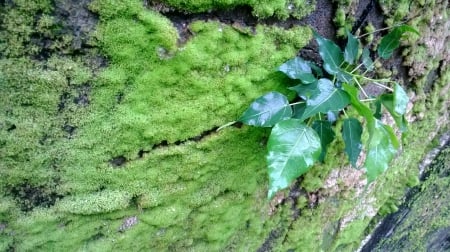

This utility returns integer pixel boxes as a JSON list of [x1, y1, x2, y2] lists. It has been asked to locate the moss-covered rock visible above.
[[0, 0, 448, 251]]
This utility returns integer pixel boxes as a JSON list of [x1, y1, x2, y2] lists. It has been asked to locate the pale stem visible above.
[[216, 121, 236, 132], [354, 77, 370, 98]]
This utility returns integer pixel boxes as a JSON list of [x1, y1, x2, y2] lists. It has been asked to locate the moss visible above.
[[1, 0, 448, 251], [155, 0, 315, 19]]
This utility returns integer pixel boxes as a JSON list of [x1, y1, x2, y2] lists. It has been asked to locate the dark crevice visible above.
[[147, 0, 336, 46], [109, 155, 127, 167], [257, 229, 283, 252], [109, 125, 231, 167], [6, 124, 16, 132], [9, 181, 64, 212]]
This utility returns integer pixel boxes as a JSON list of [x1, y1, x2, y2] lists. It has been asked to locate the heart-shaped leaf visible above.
[[377, 25, 419, 59], [278, 57, 316, 84], [314, 31, 344, 75], [380, 94, 408, 132], [343, 83, 375, 127], [312, 120, 335, 162], [342, 118, 363, 167], [267, 119, 321, 198], [239, 91, 292, 127], [300, 78, 350, 120], [344, 30, 359, 64], [362, 47, 374, 71], [393, 83, 409, 115], [364, 120, 399, 182]]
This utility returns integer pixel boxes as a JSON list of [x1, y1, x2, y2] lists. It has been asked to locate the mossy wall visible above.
[[0, 0, 449, 251]]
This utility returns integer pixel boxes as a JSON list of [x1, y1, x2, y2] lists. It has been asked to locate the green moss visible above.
[[155, 0, 315, 19], [1, 0, 448, 251]]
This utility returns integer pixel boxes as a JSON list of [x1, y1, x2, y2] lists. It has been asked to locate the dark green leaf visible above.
[[314, 31, 344, 75], [289, 81, 319, 100], [300, 79, 350, 120], [380, 94, 408, 132], [394, 83, 409, 115], [342, 118, 363, 167], [377, 25, 419, 59], [238, 92, 292, 127], [365, 120, 399, 182], [362, 47, 374, 71], [308, 61, 324, 77], [312, 120, 335, 162], [278, 57, 312, 79], [373, 99, 382, 119], [267, 119, 321, 198], [344, 30, 359, 64], [292, 103, 306, 119]]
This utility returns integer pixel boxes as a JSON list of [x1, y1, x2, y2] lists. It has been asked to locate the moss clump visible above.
[[1, 0, 313, 250]]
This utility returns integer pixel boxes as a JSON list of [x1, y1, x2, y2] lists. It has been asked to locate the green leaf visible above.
[[393, 83, 409, 115], [289, 81, 319, 100], [314, 31, 344, 75], [343, 83, 375, 127], [377, 25, 419, 59], [308, 61, 323, 77], [238, 91, 292, 127], [344, 30, 359, 64], [267, 119, 321, 198], [300, 79, 350, 120], [342, 118, 363, 167], [364, 120, 399, 182], [278, 57, 316, 84], [362, 47, 374, 71], [373, 99, 382, 119], [380, 94, 408, 132], [336, 70, 353, 83], [312, 120, 335, 162], [292, 103, 306, 119]]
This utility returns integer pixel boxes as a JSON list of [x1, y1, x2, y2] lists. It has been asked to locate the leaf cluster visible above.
[[233, 25, 418, 199]]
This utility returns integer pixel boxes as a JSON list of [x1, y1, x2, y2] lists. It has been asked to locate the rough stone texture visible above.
[[362, 146, 450, 251]]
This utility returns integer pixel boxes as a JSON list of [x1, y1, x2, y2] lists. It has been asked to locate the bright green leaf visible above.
[[343, 83, 375, 128], [344, 30, 359, 64], [238, 92, 292, 127], [380, 94, 408, 132], [312, 120, 335, 162], [362, 47, 374, 71], [364, 120, 399, 182], [314, 31, 344, 75], [342, 118, 363, 167], [300, 78, 350, 120], [377, 25, 419, 59], [394, 83, 409, 115], [267, 119, 321, 198]]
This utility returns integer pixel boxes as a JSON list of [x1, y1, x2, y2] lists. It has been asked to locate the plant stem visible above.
[[353, 77, 369, 98], [372, 81, 394, 92], [216, 121, 236, 131], [357, 22, 407, 39], [359, 98, 377, 102], [290, 101, 305, 106], [342, 109, 349, 118]]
